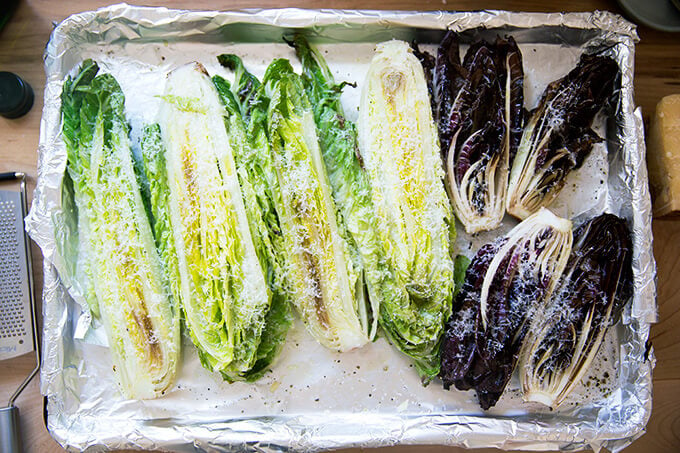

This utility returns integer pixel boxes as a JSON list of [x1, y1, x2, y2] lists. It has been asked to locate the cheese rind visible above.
[[647, 94, 680, 217]]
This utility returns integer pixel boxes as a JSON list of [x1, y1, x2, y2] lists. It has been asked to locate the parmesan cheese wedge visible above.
[[648, 94, 680, 217]]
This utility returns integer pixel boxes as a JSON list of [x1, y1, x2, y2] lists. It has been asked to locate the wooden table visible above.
[[1, 1, 678, 451]]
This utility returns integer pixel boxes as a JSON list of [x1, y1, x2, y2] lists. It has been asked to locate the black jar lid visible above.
[[0, 72, 34, 119]]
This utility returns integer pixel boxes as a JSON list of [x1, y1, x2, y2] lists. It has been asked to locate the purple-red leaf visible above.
[[507, 54, 619, 220], [415, 33, 525, 233]]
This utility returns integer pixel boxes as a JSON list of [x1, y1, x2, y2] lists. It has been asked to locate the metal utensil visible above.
[[0, 172, 39, 453]]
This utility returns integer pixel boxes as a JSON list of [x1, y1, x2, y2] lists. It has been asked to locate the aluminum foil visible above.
[[25, 4, 657, 452]]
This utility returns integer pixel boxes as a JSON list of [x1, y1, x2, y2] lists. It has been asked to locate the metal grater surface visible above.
[[0, 189, 32, 361]]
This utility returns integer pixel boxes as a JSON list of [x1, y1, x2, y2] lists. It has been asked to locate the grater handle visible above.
[[0, 172, 20, 181], [0, 405, 22, 453]]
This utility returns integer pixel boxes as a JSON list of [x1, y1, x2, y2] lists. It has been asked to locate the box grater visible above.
[[0, 172, 39, 453]]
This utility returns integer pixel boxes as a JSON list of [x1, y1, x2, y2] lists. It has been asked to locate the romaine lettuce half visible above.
[[154, 62, 271, 376], [212, 63, 293, 381], [262, 58, 371, 352], [291, 35, 385, 340], [358, 40, 455, 379], [61, 60, 179, 399]]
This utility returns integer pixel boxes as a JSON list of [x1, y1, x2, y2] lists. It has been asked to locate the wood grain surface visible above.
[[1, 1, 678, 452]]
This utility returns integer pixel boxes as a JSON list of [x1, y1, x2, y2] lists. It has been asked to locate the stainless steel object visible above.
[[0, 172, 39, 453], [25, 5, 656, 452]]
